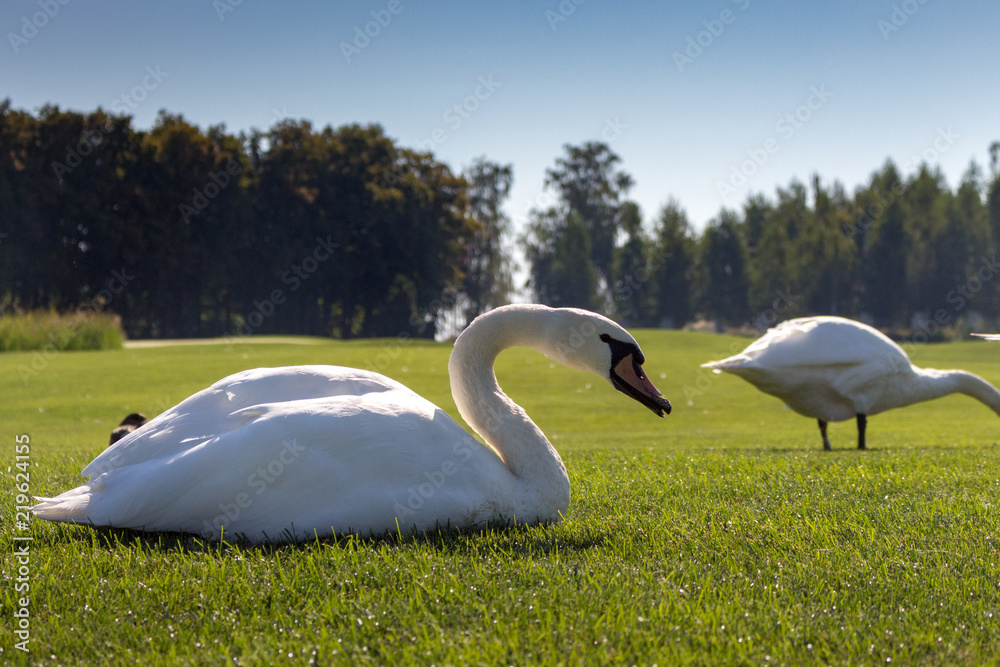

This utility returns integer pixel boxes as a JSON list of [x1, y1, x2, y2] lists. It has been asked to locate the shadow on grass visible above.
[[46, 515, 608, 557], [751, 446, 882, 454]]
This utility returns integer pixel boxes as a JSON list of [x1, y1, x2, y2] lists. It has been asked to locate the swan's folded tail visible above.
[[701, 355, 753, 372], [31, 487, 93, 523]]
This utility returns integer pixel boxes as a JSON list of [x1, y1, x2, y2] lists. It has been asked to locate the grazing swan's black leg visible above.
[[857, 414, 867, 450], [818, 419, 832, 451]]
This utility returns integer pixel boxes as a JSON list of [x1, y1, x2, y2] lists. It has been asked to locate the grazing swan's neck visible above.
[[449, 306, 570, 510], [911, 368, 1000, 415]]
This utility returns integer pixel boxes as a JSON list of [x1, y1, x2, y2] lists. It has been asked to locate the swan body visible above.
[[702, 316, 1000, 450], [32, 305, 671, 542]]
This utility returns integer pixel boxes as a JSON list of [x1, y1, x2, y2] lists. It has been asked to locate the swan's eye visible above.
[[600, 333, 645, 369]]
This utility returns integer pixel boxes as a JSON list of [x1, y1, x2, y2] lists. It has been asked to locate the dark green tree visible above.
[[524, 209, 600, 310], [252, 121, 472, 339], [859, 162, 909, 327], [143, 112, 250, 337], [989, 145, 1000, 268], [650, 199, 696, 328], [902, 165, 950, 317], [611, 201, 652, 326], [742, 193, 770, 251], [460, 157, 514, 326], [745, 187, 794, 318], [699, 210, 750, 327], [543, 141, 634, 297], [747, 217, 795, 318], [944, 162, 993, 318], [366, 147, 472, 338], [0, 101, 48, 310], [807, 176, 858, 316], [748, 178, 856, 319]]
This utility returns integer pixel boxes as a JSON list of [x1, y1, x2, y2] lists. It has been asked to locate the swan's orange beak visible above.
[[610, 354, 672, 418]]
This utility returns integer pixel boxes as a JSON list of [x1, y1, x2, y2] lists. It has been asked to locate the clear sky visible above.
[[3, 0, 999, 235]]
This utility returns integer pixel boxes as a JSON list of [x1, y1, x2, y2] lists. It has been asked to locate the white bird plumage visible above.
[[31, 304, 671, 542], [702, 316, 1000, 450]]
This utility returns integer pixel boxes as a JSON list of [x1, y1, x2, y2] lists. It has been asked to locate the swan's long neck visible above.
[[909, 368, 1000, 415], [448, 307, 570, 516]]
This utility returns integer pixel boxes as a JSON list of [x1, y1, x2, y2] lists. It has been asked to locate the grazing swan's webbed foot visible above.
[[818, 419, 832, 451], [857, 414, 867, 450]]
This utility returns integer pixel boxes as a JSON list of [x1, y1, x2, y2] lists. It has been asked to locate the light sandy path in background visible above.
[[124, 337, 324, 348]]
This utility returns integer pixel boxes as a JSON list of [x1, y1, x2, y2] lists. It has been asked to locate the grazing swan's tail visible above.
[[31, 488, 93, 523], [701, 356, 749, 370], [701, 355, 757, 379]]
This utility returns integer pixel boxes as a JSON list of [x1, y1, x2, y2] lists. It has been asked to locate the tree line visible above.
[[0, 100, 512, 339], [3, 98, 1000, 340], [523, 141, 1000, 337]]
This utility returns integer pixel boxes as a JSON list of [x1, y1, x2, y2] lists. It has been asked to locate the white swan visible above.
[[32, 304, 671, 543], [702, 316, 1000, 450]]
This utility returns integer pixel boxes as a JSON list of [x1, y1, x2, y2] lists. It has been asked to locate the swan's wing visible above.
[[81, 365, 410, 478], [34, 365, 511, 539], [972, 333, 1000, 341], [703, 317, 910, 373], [191, 396, 501, 539]]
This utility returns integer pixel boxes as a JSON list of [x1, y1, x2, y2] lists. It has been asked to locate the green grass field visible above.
[[2, 331, 1000, 665]]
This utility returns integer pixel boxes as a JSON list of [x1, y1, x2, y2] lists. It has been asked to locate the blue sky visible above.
[[3, 0, 999, 235]]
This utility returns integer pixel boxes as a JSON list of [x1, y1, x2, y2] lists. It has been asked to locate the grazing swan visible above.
[[702, 316, 1000, 450], [32, 305, 671, 543], [108, 413, 148, 446]]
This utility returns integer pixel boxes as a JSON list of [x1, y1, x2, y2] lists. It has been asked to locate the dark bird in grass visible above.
[[109, 413, 148, 446]]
